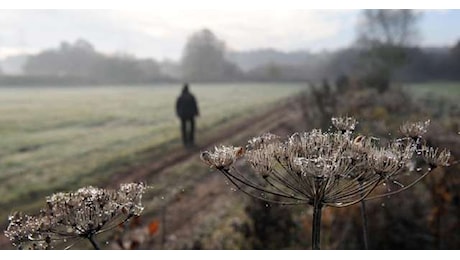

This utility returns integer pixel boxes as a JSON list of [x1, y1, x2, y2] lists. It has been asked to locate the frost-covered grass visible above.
[[0, 83, 304, 223], [405, 81, 460, 100]]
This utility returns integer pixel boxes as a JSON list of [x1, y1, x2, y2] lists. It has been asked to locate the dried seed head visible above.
[[4, 183, 146, 250], [400, 120, 430, 138], [332, 116, 358, 132], [247, 133, 281, 150], [367, 147, 404, 177], [285, 132, 303, 156], [421, 146, 451, 168], [200, 146, 244, 170], [246, 142, 286, 177], [246, 148, 273, 178], [294, 156, 351, 178], [200, 151, 213, 166], [118, 182, 146, 216], [202, 116, 450, 207]]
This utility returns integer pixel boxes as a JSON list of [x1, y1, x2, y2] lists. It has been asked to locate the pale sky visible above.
[[0, 9, 459, 60]]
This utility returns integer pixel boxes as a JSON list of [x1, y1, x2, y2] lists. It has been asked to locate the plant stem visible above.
[[162, 205, 166, 249], [312, 201, 323, 250], [88, 234, 100, 250], [360, 200, 369, 249], [359, 180, 369, 249]]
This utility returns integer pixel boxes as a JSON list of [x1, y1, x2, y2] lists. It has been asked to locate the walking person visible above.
[[176, 83, 199, 148]]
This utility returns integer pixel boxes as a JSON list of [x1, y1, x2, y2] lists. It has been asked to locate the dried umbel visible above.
[[4, 183, 146, 250], [202, 130, 398, 207], [200, 145, 244, 170], [200, 117, 451, 249], [247, 132, 281, 149], [367, 142, 415, 178], [400, 119, 431, 139], [331, 116, 358, 133], [420, 145, 451, 168]]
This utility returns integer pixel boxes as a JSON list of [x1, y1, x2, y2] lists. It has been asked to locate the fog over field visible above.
[[0, 8, 459, 250]]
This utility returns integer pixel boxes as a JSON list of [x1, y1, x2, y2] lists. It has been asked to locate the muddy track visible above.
[[108, 96, 301, 188], [113, 97, 304, 249]]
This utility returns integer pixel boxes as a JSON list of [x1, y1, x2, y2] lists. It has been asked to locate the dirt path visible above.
[[109, 96, 301, 187], [106, 97, 304, 249]]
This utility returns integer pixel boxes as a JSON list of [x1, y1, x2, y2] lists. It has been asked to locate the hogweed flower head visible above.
[[5, 212, 50, 250], [294, 155, 353, 179], [332, 116, 358, 133], [420, 145, 451, 168], [400, 120, 430, 139], [246, 143, 281, 178], [247, 133, 281, 149], [368, 147, 402, 178], [200, 116, 452, 250], [4, 183, 146, 250], [200, 116, 451, 208], [200, 145, 244, 170], [201, 126, 377, 207]]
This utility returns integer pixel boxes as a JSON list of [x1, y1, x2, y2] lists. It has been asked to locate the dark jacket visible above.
[[176, 88, 199, 119]]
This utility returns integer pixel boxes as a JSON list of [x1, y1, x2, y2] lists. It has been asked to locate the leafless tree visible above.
[[181, 29, 240, 82], [356, 10, 420, 92]]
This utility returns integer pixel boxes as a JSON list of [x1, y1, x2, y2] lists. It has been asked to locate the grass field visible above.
[[405, 81, 460, 101], [0, 83, 305, 224]]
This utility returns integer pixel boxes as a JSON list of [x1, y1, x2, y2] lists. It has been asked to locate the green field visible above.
[[405, 81, 460, 100], [0, 83, 305, 221]]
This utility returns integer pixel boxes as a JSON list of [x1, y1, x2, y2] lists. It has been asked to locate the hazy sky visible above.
[[0, 9, 459, 60]]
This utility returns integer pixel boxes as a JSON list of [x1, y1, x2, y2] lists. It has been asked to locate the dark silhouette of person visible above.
[[176, 83, 199, 148]]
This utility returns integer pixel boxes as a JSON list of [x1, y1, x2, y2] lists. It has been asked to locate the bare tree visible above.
[[181, 29, 240, 82], [357, 10, 420, 92]]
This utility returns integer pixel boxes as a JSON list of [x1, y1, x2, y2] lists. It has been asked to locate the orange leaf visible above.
[[148, 220, 160, 235]]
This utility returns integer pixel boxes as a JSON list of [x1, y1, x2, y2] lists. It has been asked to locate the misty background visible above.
[[0, 10, 459, 85]]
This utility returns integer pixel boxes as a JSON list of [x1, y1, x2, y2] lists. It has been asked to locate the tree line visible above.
[[1, 10, 459, 86]]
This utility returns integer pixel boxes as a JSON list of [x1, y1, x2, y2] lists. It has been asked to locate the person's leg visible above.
[[190, 117, 195, 146], [186, 119, 192, 146], [180, 118, 187, 146]]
